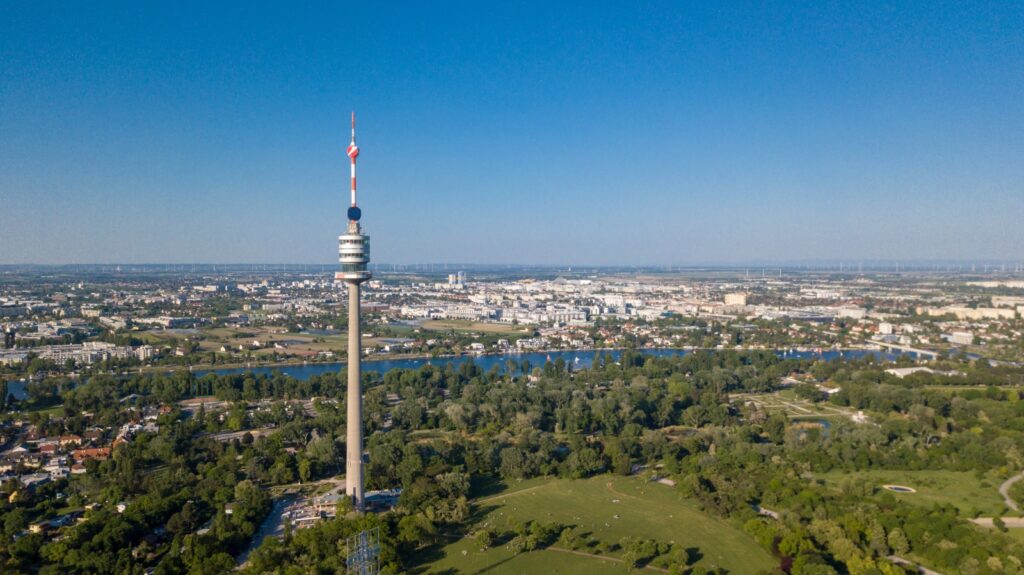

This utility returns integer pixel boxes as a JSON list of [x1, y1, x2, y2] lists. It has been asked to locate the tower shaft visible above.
[[346, 282, 364, 509]]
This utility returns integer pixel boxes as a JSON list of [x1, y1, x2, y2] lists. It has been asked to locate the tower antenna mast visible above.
[[348, 111, 359, 209]]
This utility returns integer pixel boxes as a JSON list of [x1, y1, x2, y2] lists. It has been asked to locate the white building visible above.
[[724, 293, 748, 306], [837, 307, 867, 320], [946, 331, 974, 346], [921, 306, 1015, 321]]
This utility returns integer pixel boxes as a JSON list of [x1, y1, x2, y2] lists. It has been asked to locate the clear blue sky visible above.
[[1, 2, 1021, 265]]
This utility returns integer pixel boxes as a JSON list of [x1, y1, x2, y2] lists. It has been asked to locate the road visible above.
[[971, 517, 1024, 528], [271, 475, 346, 496], [209, 427, 278, 443], [887, 555, 946, 575], [1000, 471, 1024, 512], [970, 471, 1024, 528], [236, 476, 347, 568], [236, 495, 295, 566]]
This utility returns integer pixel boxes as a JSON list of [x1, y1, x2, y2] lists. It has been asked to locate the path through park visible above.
[[999, 471, 1024, 512]]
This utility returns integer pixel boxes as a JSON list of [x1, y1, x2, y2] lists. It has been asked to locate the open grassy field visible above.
[[421, 319, 530, 336], [815, 469, 1011, 517], [25, 404, 65, 417], [199, 326, 352, 354], [408, 429, 456, 443], [137, 325, 372, 356], [413, 475, 776, 574], [419, 548, 646, 575]]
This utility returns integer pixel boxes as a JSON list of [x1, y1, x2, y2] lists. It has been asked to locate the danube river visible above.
[[194, 348, 910, 381], [4, 348, 916, 400]]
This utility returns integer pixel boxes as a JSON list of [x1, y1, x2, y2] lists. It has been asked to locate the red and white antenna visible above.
[[346, 111, 360, 209]]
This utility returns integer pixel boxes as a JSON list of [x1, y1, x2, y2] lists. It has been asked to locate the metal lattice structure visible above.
[[345, 527, 381, 575]]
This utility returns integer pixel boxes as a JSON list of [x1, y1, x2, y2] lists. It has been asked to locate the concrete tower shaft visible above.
[[346, 281, 364, 509]]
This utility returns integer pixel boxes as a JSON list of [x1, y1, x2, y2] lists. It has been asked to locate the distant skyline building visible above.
[[336, 112, 372, 511]]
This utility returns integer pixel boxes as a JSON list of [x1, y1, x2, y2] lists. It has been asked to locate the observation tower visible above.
[[335, 112, 371, 510]]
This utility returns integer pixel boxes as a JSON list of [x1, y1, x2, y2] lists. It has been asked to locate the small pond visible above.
[[883, 485, 916, 493]]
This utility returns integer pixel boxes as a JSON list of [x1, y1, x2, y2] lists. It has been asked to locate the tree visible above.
[[795, 383, 826, 402], [605, 439, 632, 475], [620, 537, 659, 568], [793, 557, 839, 575], [397, 514, 437, 549], [167, 501, 200, 536], [566, 447, 604, 478], [298, 458, 312, 483], [3, 507, 28, 536], [764, 413, 787, 444], [507, 534, 527, 555], [475, 528, 495, 550], [868, 521, 888, 555], [500, 447, 530, 479], [190, 552, 236, 575], [886, 528, 909, 555], [991, 515, 1008, 532], [226, 403, 247, 431]]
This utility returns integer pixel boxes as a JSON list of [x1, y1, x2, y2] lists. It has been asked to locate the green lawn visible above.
[[417, 544, 651, 575], [408, 429, 456, 443], [421, 319, 529, 335], [27, 404, 65, 416], [815, 469, 1011, 517], [413, 475, 776, 574]]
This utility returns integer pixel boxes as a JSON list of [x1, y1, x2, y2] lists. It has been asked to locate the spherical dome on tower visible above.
[[347, 144, 360, 159]]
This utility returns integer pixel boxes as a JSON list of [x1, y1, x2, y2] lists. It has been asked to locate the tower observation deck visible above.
[[335, 112, 371, 511], [338, 223, 371, 281]]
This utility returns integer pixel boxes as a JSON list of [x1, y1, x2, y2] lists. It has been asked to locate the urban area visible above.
[[3, 265, 1024, 574]]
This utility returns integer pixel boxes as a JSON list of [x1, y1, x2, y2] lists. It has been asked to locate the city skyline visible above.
[[2, 2, 1022, 265]]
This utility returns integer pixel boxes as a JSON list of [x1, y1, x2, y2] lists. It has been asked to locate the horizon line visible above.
[[2, 261, 1023, 269]]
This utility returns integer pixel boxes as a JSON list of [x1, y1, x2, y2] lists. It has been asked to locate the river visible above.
[[193, 348, 908, 381], [3, 348, 914, 400]]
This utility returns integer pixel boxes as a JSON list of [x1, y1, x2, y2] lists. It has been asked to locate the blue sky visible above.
[[1, 2, 1021, 265]]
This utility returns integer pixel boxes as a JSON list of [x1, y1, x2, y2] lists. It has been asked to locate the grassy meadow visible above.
[[413, 475, 776, 574]]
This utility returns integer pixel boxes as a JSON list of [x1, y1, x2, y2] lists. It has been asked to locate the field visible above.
[[413, 475, 776, 574], [408, 429, 456, 443], [815, 469, 1011, 517], [421, 319, 530, 336], [25, 404, 65, 417], [1003, 529, 1024, 542], [136, 326, 365, 356], [733, 390, 861, 421]]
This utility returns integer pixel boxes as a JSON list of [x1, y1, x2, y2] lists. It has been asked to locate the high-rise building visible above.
[[724, 293, 747, 307], [335, 112, 372, 511]]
